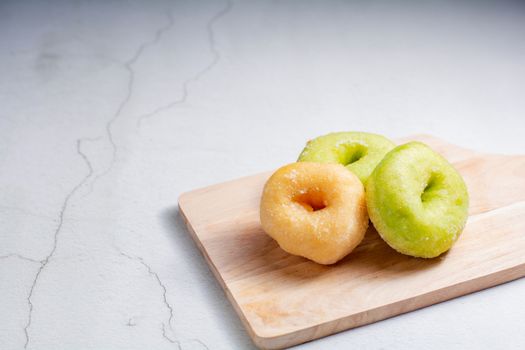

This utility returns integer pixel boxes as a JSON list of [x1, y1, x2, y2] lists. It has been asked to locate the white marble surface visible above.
[[1, 0, 525, 349]]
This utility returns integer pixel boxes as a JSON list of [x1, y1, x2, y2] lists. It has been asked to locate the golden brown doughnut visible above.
[[260, 162, 368, 264]]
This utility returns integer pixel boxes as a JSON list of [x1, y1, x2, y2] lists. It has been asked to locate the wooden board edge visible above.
[[177, 198, 263, 347], [178, 170, 272, 203], [402, 134, 522, 159], [250, 263, 525, 349]]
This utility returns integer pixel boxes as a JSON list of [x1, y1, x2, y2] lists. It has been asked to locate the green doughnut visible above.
[[366, 142, 469, 258], [297, 132, 395, 184]]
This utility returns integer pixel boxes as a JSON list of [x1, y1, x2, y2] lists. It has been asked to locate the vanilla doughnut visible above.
[[260, 162, 369, 265]]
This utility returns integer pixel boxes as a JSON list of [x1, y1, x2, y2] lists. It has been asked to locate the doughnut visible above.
[[260, 162, 369, 265], [297, 131, 395, 184], [366, 142, 469, 258]]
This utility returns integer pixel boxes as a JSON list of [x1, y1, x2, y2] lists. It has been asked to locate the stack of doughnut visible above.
[[260, 132, 469, 265]]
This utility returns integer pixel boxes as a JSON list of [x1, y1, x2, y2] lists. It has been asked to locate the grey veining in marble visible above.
[[1, 0, 525, 349]]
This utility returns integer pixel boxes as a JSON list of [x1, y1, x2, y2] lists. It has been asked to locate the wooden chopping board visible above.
[[178, 135, 525, 350]]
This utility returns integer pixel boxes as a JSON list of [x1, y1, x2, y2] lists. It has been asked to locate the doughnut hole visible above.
[[293, 189, 328, 212], [421, 176, 436, 203], [338, 143, 368, 167], [421, 173, 440, 203]]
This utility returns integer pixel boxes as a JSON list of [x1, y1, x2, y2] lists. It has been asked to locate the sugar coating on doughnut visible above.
[[260, 162, 369, 265], [366, 142, 469, 258], [297, 131, 395, 184]]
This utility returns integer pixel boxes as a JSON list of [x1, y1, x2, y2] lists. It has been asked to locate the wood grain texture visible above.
[[178, 135, 525, 350]]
